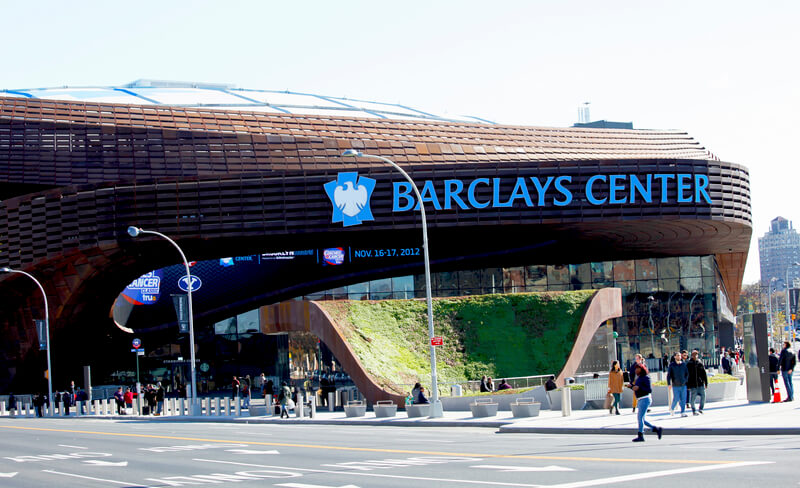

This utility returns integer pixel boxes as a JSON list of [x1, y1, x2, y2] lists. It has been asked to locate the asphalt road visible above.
[[0, 418, 794, 487]]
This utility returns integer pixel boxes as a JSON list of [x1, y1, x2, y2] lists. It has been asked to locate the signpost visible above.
[[132, 339, 142, 414]]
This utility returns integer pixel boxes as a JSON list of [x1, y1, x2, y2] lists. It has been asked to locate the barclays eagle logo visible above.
[[324, 172, 376, 227]]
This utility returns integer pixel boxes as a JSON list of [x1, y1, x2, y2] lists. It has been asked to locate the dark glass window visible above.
[[636, 259, 658, 281], [614, 260, 635, 281]]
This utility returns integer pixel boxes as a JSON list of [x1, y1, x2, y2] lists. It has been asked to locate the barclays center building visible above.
[[0, 80, 751, 393]]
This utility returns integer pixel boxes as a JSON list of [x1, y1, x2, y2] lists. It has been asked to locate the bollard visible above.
[[179, 398, 186, 416], [168, 398, 176, 416], [0, 401, 6, 416], [266, 395, 273, 416], [75, 401, 82, 417], [328, 392, 335, 412], [309, 396, 316, 418], [561, 387, 572, 417], [214, 397, 221, 416], [93, 400, 100, 415], [667, 386, 674, 414], [224, 397, 231, 416], [296, 393, 304, 418], [235, 397, 241, 417]]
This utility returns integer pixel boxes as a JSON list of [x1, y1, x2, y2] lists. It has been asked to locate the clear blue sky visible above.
[[2, 0, 798, 284]]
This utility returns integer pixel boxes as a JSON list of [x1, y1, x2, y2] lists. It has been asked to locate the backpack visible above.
[[278, 390, 285, 401]]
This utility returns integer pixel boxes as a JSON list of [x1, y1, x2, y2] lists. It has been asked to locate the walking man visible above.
[[667, 352, 689, 416], [687, 350, 708, 415], [779, 341, 795, 402]]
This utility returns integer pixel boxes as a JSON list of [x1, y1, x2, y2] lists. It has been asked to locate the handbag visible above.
[[603, 392, 612, 409], [287, 398, 296, 410]]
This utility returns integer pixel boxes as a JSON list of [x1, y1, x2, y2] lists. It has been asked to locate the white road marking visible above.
[[42, 470, 136, 485], [194, 459, 544, 487], [277, 484, 359, 488], [82, 460, 129, 466], [546, 461, 773, 488], [0, 472, 18, 478], [472, 465, 575, 472], [226, 449, 280, 454], [57, 444, 87, 449]]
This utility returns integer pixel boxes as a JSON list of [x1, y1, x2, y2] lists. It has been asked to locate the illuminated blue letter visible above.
[[629, 174, 652, 203], [507, 177, 533, 207], [553, 176, 572, 206], [653, 174, 675, 203], [695, 174, 712, 204], [467, 178, 490, 208], [492, 178, 512, 208], [416, 180, 442, 210], [530, 176, 554, 206], [609, 174, 627, 204], [586, 175, 607, 205], [676, 174, 692, 203], [443, 179, 468, 210], [393, 182, 414, 211]]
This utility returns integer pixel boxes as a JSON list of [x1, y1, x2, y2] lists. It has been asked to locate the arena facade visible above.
[[0, 81, 751, 393]]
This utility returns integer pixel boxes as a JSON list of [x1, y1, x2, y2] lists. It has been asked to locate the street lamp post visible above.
[[1, 267, 53, 416], [341, 149, 443, 417], [127, 226, 199, 414], [787, 262, 800, 343]]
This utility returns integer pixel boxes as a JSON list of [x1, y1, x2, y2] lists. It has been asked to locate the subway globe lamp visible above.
[[341, 150, 443, 417], [127, 226, 199, 415], [1, 267, 53, 416]]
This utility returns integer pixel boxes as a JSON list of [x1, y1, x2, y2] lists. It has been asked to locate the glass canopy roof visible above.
[[2, 79, 495, 124]]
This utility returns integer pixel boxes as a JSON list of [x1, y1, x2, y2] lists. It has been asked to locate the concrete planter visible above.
[[548, 389, 585, 411], [440, 386, 550, 411], [706, 381, 737, 402], [469, 401, 499, 418], [374, 401, 397, 418], [344, 401, 366, 417], [405, 404, 431, 417], [510, 401, 541, 418]]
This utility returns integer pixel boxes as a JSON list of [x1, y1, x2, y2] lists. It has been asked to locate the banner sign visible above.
[[34, 319, 46, 350], [122, 270, 163, 305], [172, 294, 189, 333]]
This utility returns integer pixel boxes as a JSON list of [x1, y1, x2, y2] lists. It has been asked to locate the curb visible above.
[[497, 426, 800, 435]]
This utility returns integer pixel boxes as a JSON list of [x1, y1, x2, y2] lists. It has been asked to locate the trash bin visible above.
[[450, 384, 462, 396]]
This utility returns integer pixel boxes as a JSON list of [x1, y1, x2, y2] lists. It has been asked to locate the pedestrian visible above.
[[779, 341, 796, 402], [61, 390, 71, 416], [114, 387, 125, 415], [721, 350, 732, 375], [33, 393, 44, 417], [8, 392, 16, 416], [480, 375, 490, 392], [768, 348, 780, 398], [607, 360, 623, 415], [145, 385, 157, 415], [667, 352, 689, 417], [242, 375, 251, 409], [544, 375, 557, 392], [687, 350, 708, 415], [76, 386, 88, 415], [231, 376, 240, 401], [279, 381, 292, 418], [630, 365, 663, 442], [411, 382, 421, 401], [416, 386, 430, 404], [123, 387, 134, 413], [486, 377, 495, 392], [156, 382, 165, 416], [627, 354, 646, 412], [497, 379, 512, 390]]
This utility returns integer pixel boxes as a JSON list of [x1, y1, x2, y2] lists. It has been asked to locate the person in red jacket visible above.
[[123, 387, 134, 413]]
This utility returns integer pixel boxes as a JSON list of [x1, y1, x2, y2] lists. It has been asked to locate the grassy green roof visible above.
[[318, 291, 595, 396]]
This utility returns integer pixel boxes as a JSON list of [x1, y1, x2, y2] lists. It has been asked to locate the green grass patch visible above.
[[317, 291, 595, 396]]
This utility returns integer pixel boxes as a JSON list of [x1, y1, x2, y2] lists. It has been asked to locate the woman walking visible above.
[[630, 364, 663, 442], [607, 361, 624, 415]]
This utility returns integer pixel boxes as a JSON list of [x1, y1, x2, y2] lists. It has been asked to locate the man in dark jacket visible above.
[[687, 350, 708, 415], [768, 348, 780, 397], [721, 350, 732, 375], [779, 341, 796, 402], [667, 352, 689, 416]]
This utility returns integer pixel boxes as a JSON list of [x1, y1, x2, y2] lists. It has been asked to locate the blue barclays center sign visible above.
[[327, 172, 712, 225]]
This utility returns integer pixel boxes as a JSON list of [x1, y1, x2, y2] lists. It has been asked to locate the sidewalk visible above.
[[33, 397, 800, 435]]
